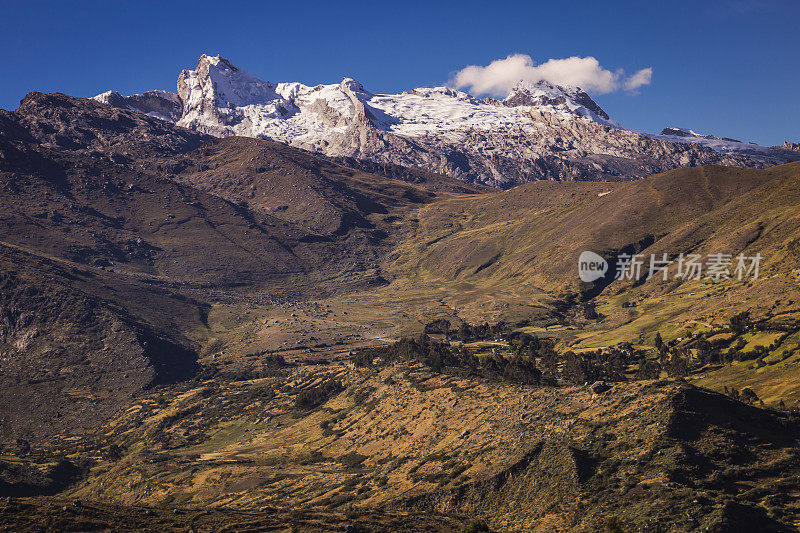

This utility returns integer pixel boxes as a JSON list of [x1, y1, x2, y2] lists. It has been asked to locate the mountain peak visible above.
[[510, 79, 559, 91], [179, 54, 277, 107], [176, 55, 293, 137], [196, 54, 243, 74], [88, 55, 799, 187], [503, 80, 610, 121], [90, 89, 181, 121], [659, 127, 748, 146], [340, 77, 368, 94]]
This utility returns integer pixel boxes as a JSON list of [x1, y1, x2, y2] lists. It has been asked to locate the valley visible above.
[[2, 90, 800, 532]]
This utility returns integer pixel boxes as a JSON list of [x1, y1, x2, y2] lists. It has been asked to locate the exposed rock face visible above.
[[102, 55, 800, 188], [0, 261, 199, 441], [660, 127, 718, 140], [783, 141, 800, 152], [8, 92, 209, 158], [659, 126, 743, 143], [503, 80, 610, 121], [93, 90, 182, 122]]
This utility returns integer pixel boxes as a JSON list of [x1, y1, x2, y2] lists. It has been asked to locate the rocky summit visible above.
[[94, 54, 800, 187]]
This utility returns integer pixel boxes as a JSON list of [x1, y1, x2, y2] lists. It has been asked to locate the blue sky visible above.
[[1, 0, 797, 145]]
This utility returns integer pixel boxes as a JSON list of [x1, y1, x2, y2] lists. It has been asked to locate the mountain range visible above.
[[3, 58, 800, 531], [93, 54, 800, 187]]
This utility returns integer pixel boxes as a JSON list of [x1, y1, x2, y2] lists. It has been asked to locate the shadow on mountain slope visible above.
[[0, 244, 203, 442], [404, 383, 800, 531]]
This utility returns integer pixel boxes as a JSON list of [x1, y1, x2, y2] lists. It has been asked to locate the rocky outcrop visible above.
[[93, 90, 182, 122], [503, 80, 610, 121], [660, 126, 741, 143], [7, 92, 209, 159]]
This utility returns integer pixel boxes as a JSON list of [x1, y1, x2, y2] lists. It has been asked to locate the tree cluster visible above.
[[422, 319, 511, 342], [354, 333, 548, 386]]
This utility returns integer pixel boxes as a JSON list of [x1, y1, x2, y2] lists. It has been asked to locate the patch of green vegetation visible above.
[[184, 418, 251, 454], [742, 332, 783, 353]]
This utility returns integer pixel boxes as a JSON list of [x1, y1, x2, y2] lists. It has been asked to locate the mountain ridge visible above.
[[89, 54, 800, 187]]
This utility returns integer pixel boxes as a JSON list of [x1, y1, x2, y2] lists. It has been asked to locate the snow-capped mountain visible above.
[[654, 126, 775, 155], [502, 80, 612, 122], [93, 90, 182, 122], [94, 55, 799, 187]]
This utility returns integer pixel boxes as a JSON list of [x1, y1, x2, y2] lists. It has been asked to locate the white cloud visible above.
[[623, 67, 653, 91], [451, 54, 653, 97]]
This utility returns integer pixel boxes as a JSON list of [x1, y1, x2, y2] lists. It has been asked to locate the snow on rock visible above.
[[94, 55, 800, 187], [503, 80, 613, 123], [654, 127, 773, 157], [92, 90, 181, 122], [174, 58, 616, 144]]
